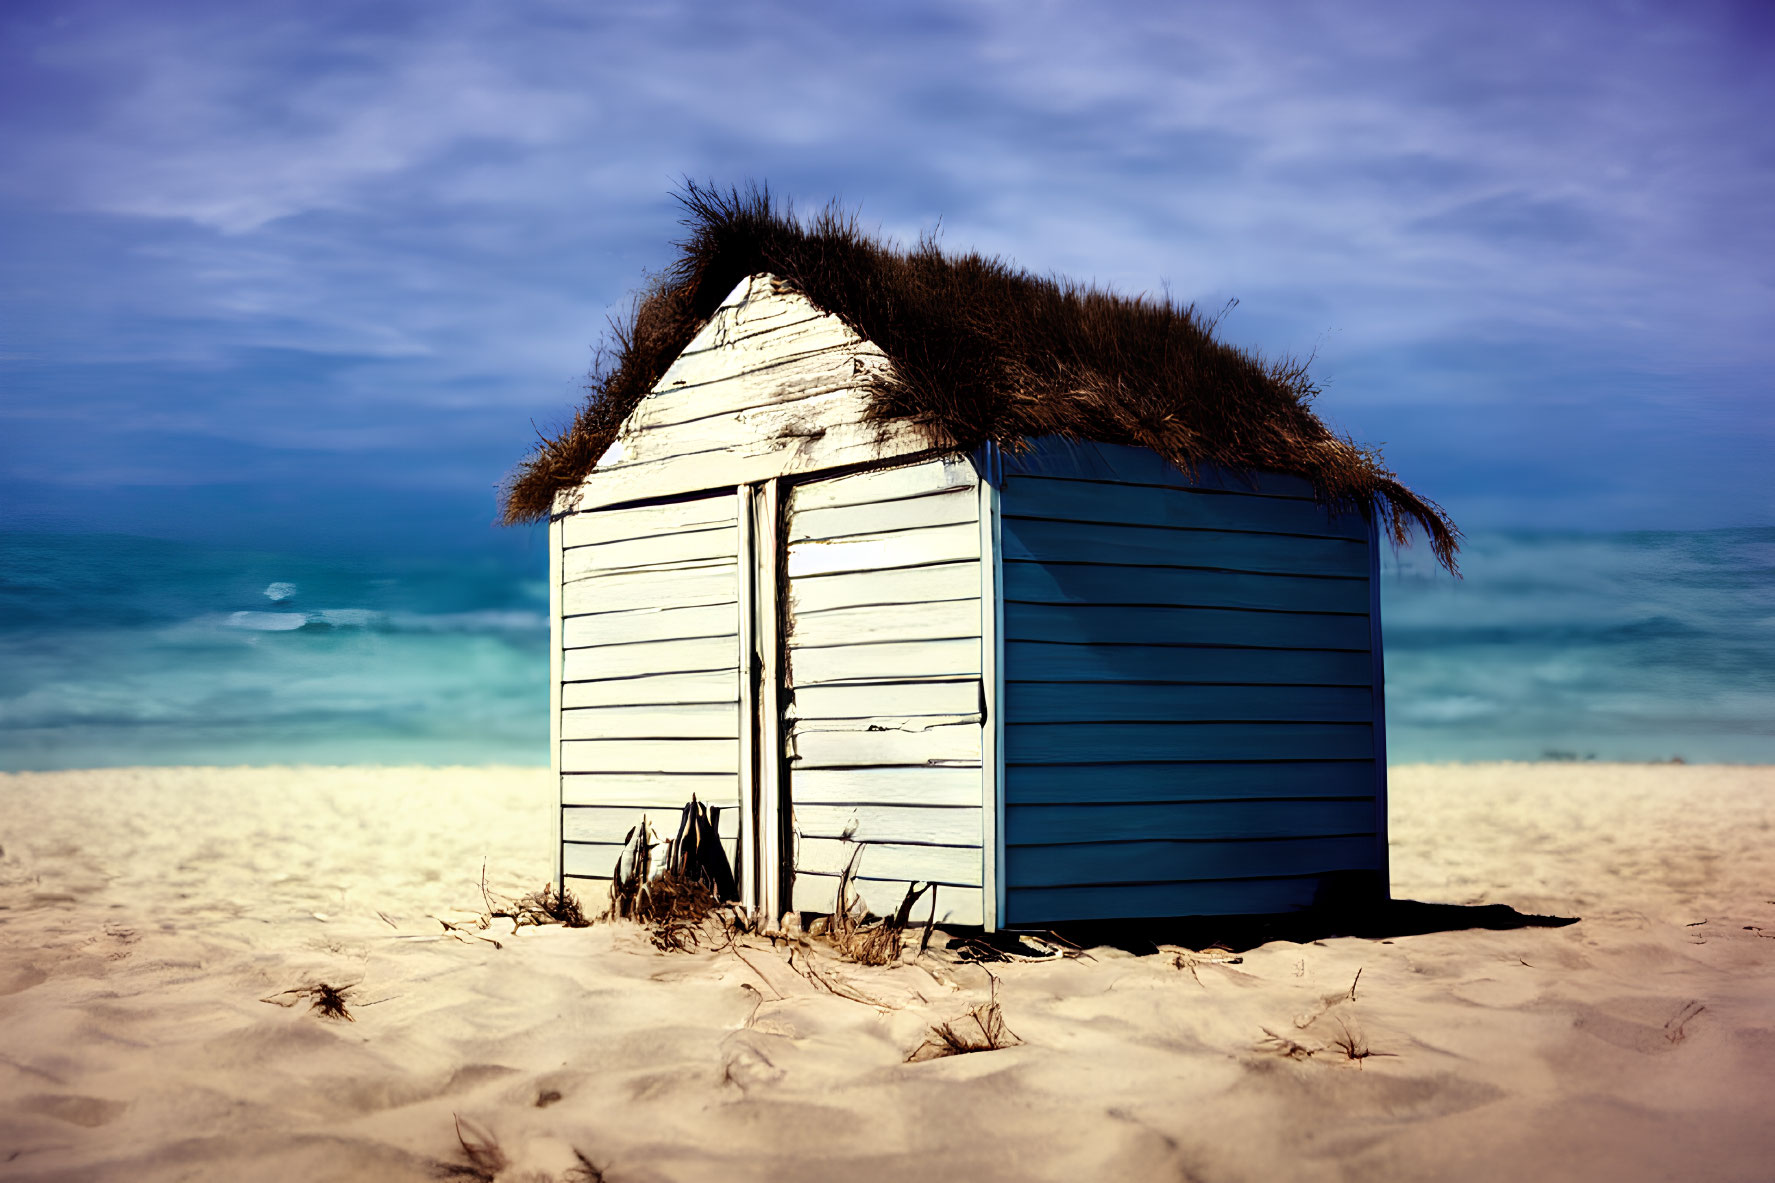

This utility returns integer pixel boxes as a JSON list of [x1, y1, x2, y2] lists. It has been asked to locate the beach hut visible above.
[[502, 186, 1457, 931]]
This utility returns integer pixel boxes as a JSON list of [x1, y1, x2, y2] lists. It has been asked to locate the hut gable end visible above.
[[557, 275, 936, 517]]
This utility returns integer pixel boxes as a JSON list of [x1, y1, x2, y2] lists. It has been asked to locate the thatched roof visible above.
[[502, 183, 1458, 572]]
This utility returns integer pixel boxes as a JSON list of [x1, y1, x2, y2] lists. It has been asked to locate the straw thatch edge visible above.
[[501, 182, 1458, 572]]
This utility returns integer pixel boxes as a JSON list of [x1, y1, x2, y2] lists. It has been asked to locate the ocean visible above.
[[1, 528, 1770, 770]]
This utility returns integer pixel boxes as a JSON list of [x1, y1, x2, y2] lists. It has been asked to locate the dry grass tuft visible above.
[[497, 882, 591, 930], [1259, 1014, 1397, 1066], [435, 1114, 505, 1180], [1325, 1018, 1396, 1064], [819, 844, 935, 966], [907, 971, 1023, 1062], [608, 797, 738, 951], [260, 981, 356, 1021], [566, 1148, 608, 1182], [501, 180, 1458, 573]]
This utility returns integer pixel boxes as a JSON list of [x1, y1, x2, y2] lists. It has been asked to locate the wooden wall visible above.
[[556, 488, 743, 892], [782, 456, 987, 926], [996, 440, 1386, 923], [551, 271, 934, 905]]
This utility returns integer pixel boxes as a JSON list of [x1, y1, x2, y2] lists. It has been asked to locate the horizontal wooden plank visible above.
[[1006, 761, 1377, 805], [638, 334, 866, 427], [564, 603, 739, 649], [1004, 561, 1369, 614], [796, 837, 983, 886], [561, 526, 736, 579], [1004, 603, 1370, 651], [787, 522, 980, 578], [638, 355, 862, 432], [613, 387, 879, 469], [562, 562, 738, 615], [789, 638, 981, 684], [788, 454, 978, 513], [1002, 517, 1368, 577], [790, 766, 985, 807], [789, 720, 982, 768], [1005, 834, 1381, 888], [789, 679, 981, 721], [791, 874, 984, 926], [561, 494, 737, 549], [562, 845, 627, 881], [560, 738, 738, 774], [794, 803, 982, 846], [575, 417, 931, 513], [1005, 798, 1378, 845], [1000, 438, 1317, 499], [561, 703, 739, 741], [790, 486, 976, 543], [560, 772, 738, 807], [788, 562, 980, 614], [787, 598, 980, 649], [1005, 642, 1371, 686], [563, 803, 741, 845], [561, 837, 740, 881], [1004, 683, 1375, 724], [792, 709, 981, 733], [1002, 475, 1367, 539], [561, 670, 737, 708], [1005, 876, 1328, 923], [1007, 721, 1374, 763], [562, 636, 737, 681]]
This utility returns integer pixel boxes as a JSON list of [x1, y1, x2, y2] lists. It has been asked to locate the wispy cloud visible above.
[[1, 0, 1769, 536]]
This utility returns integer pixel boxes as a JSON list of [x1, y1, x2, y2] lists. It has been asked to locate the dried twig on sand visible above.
[[788, 944, 894, 1008], [437, 1114, 506, 1180], [1664, 1000, 1705, 1044], [492, 882, 591, 931], [431, 915, 503, 949], [566, 1149, 608, 1183], [1257, 1026, 1315, 1059], [1167, 945, 1243, 983], [907, 970, 1023, 1061], [261, 981, 357, 1021], [952, 931, 1084, 963]]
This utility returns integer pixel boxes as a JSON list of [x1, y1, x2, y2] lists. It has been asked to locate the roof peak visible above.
[[501, 182, 1457, 572]]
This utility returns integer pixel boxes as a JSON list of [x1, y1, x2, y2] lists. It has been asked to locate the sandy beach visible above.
[[2, 762, 1772, 1182]]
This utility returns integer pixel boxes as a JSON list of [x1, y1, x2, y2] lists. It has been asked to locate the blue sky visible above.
[[3, 0, 1771, 559]]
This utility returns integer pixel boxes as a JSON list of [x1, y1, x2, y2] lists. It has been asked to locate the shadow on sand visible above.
[[997, 899, 1580, 957]]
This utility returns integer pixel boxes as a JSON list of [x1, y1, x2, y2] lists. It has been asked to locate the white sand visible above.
[[2, 763, 1773, 1182]]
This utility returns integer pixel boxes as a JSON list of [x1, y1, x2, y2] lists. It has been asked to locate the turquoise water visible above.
[[0, 533, 549, 769], [1, 528, 1769, 770], [1381, 527, 1774, 763]]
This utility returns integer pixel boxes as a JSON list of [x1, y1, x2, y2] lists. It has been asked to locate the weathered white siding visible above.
[[556, 488, 743, 889], [551, 271, 939, 906], [564, 275, 934, 514], [782, 456, 987, 926]]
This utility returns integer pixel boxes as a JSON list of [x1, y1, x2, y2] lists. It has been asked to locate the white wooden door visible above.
[[779, 457, 989, 926], [557, 489, 744, 888]]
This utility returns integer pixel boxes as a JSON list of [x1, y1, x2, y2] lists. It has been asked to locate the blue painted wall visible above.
[[997, 439, 1386, 923]]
